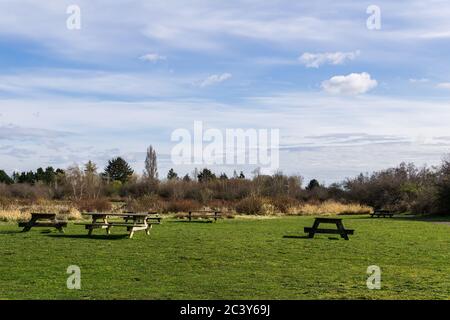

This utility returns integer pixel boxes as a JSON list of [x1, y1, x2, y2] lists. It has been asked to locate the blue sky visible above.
[[1, 0, 450, 183]]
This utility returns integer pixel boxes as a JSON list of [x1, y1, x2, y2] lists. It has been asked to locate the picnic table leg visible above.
[[22, 216, 38, 232], [145, 224, 152, 235], [188, 211, 192, 222], [129, 227, 135, 239], [103, 216, 111, 234], [336, 221, 349, 240], [88, 216, 97, 236], [308, 220, 320, 238]]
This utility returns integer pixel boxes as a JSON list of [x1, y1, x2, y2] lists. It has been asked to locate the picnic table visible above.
[[304, 217, 354, 240], [181, 210, 222, 222], [18, 213, 67, 233], [76, 212, 155, 239], [370, 210, 394, 218]]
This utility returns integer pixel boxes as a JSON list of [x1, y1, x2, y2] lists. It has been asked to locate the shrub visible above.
[[235, 195, 263, 215], [126, 194, 164, 212], [165, 199, 202, 213], [8, 183, 50, 200], [76, 198, 111, 212], [270, 196, 298, 213], [163, 199, 201, 213], [120, 180, 158, 198]]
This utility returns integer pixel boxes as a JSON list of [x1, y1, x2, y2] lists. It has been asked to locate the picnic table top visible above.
[[30, 212, 57, 217], [314, 217, 342, 222], [82, 212, 150, 217], [123, 211, 160, 216]]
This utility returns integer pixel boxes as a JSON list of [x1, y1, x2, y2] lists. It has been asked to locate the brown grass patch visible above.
[[287, 200, 372, 216], [0, 199, 82, 222]]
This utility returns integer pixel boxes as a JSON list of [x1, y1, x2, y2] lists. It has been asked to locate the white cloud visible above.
[[139, 53, 166, 62], [321, 72, 377, 95], [200, 73, 232, 87], [0, 69, 189, 98], [437, 82, 450, 89], [299, 51, 360, 68], [409, 78, 429, 83]]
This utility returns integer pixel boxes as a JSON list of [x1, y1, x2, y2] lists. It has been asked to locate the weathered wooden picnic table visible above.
[[370, 210, 394, 218], [183, 210, 222, 222], [304, 217, 354, 240], [18, 213, 67, 233], [76, 212, 155, 239]]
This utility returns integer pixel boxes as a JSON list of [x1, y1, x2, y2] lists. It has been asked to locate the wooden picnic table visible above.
[[18, 213, 67, 233], [76, 212, 155, 239], [370, 210, 394, 218], [304, 217, 354, 240], [183, 210, 222, 222]]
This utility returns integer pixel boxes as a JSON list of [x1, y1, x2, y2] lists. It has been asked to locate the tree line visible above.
[[1, 145, 450, 215]]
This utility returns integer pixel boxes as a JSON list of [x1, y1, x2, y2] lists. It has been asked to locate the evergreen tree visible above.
[[104, 157, 134, 183], [18, 171, 36, 184], [306, 179, 320, 191], [167, 168, 178, 180], [197, 168, 216, 182], [42, 167, 57, 185], [0, 170, 13, 184], [219, 173, 228, 180]]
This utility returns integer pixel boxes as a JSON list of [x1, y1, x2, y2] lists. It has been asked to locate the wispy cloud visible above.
[[0, 69, 190, 99], [321, 72, 377, 95], [199, 73, 232, 87], [409, 78, 430, 83], [139, 53, 167, 62], [437, 82, 450, 89], [299, 51, 360, 68], [0, 124, 73, 141]]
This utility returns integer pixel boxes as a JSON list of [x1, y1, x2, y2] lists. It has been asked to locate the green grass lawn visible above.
[[0, 216, 449, 300]]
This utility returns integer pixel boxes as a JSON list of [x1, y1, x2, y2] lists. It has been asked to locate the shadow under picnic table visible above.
[[0, 230, 23, 235], [283, 235, 311, 239], [169, 220, 214, 224], [283, 235, 340, 240], [46, 234, 129, 240]]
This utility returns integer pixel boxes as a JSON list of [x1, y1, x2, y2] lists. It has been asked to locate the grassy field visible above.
[[0, 216, 449, 300]]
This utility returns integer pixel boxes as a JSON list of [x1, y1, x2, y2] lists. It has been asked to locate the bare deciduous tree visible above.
[[84, 160, 102, 199], [65, 165, 85, 200]]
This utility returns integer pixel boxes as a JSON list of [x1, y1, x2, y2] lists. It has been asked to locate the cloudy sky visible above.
[[1, 0, 450, 183]]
